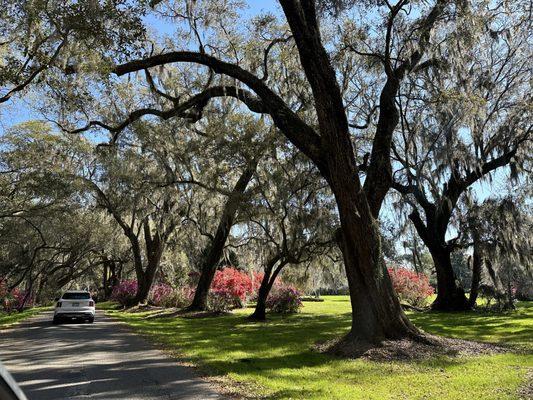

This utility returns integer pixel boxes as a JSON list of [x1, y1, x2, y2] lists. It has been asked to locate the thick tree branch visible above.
[[113, 51, 326, 171]]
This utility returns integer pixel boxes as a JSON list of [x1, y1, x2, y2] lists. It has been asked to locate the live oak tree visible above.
[[391, 1, 531, 310], [82, 125, 189, 305], [55, 0, 464, 348], [163, 115, 271, 311]]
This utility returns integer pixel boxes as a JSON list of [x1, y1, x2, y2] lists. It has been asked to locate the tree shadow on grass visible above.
[[409, 305, 533, 349], [110, 303, 533, 399]]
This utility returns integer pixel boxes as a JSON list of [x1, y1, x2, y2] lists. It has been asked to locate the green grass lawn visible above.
[[0, 306, 49, 329], [106, 296, 532, 400]]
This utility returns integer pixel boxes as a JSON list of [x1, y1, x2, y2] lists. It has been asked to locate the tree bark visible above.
[[102, 258, 118, 300], [409, 209, 470, 311], [102, 258, 109, 299], [188, 160, 258, 311], [428, 245, 469, 311], [131, 222, 165, 305], [249, 254, 284, 321], [468, 240, 482, 308], [334, 208, 419, 344]]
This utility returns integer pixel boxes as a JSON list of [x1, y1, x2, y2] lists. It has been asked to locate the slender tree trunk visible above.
[[132, 225, 165, 305], [35, 274, 46, 304], [411, 245, 420, 274], [249, 255, 283, 321], [107, 261, 118, 298], [188, 161, 258, 311], [102, 258, 109, 299], [468, 240, 483, 308], [505, 263, 515, 309]]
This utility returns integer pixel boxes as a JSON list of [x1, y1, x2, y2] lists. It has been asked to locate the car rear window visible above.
[[62, 292, 90, 300]]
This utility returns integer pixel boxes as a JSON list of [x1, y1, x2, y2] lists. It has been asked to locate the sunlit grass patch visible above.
[[0, 306, 49, 329], [107, 296, 532, 400]]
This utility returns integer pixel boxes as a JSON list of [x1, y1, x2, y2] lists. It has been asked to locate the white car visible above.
[[53, 290, 95, 324]]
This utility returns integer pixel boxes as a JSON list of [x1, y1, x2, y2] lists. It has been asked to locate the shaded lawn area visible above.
[[106, 296, 532, 400], [0, 306, 49, 329]]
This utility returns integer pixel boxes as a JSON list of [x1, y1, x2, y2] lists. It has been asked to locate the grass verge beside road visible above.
[[0, 306, 49, 329], [105, 296, 532, 400]]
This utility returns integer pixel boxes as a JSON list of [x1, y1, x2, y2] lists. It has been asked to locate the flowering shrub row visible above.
[[387, 267, 434, 307], [110, 267, 303, 314]]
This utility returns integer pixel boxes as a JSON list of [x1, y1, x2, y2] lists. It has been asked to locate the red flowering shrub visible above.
[[387, 267, 434, 307], [251, 272, 265, 292], [208, 267, 255, 311], [111, 279, 138, 306], [1, 280, 33, 312], [266, 285, 302, 314]]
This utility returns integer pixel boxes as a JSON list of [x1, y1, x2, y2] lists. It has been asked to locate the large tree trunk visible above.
[[409, 210, 470, 311], [134, 271, 152, 305], [334, 199, 420, 345], [278, 0, 421, 347], [250, 280, 269, 321], [132, 256, 162, 305], [428, 245, 470, 311], [188, 161, 258, 311]]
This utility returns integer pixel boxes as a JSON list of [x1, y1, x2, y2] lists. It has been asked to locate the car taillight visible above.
[[56, 302, 62, 307], [89, 301, 94, 307]]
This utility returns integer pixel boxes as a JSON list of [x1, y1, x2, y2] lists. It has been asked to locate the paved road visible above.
[[0, 311, 224, 400]]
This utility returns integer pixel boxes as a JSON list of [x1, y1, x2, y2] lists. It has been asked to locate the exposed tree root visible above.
[[400, 302, 428, 312], [124, 304, 163, 313], [143, 308, 230, 319], [316, 332, 508, 361]]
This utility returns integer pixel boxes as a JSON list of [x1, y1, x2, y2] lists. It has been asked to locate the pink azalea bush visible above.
[[111, 279, 138, 306], [387, 267, 434, 307], [149, 283, 176, 307], [208, 291, 237, 313], [112, 279, 195, 308], [149, 283, 194, 308], [266, 285, 302, 314]]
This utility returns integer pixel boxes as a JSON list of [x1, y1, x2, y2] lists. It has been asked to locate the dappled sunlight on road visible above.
[[0, 311, 224, 400]]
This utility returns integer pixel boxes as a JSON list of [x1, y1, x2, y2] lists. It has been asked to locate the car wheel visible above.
[[53, 316, 61, 325], [88, 317, 94, 324]]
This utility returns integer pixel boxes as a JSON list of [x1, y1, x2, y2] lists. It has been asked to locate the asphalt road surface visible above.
[[0, 311, 225, 400]]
